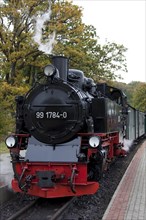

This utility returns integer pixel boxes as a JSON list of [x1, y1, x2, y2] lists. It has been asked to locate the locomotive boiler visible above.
[[6, 56, 131, 198]]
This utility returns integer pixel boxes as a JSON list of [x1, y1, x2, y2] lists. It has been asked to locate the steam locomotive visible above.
[[5, 56, 146, 198]]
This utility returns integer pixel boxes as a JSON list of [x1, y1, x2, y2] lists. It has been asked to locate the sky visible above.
[[73, 0, 146, 84]]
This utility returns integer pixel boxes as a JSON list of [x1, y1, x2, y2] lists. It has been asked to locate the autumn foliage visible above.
[[0, 0, 145, 140], [0, 82, 29, 141]]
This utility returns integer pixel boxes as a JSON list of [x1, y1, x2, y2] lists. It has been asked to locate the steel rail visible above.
[[50, 197, 76, 220], [7, 199, 38, 220]]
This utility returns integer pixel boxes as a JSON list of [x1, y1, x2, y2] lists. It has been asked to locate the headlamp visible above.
[[89, 136, 100, 148], [44, 64, 56, 77], [5, 136, 16, 148]]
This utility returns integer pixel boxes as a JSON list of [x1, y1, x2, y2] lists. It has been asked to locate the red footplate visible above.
[[11, 162, 99, 198], [12, 179, 99, 198]]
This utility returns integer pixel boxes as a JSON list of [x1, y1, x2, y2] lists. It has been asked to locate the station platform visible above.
[[102, 140, 146, 220]]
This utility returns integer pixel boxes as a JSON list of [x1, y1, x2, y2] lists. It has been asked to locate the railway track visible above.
[[4, 196, 75, 220], [7, 199, 38, 220], [0, 184, 14, 204]]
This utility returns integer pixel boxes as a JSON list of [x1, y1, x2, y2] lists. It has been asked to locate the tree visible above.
[[0, 0, 128, 85], [51, 1, 127, 80], [0, 0, 50, 84], [112, 81, 146, 112], [0, 81, 29, 138], [0, 0, 129, 139], [131, 82, 146, 112]]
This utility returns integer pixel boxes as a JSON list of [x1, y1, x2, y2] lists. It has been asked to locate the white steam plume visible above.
[[0, 0, 4, 5], [0, 154, 13, 189], [123, 139, 134, 152], [33, 1, 56, 54]]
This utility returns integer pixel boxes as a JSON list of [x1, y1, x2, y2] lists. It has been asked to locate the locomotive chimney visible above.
[[52, 56, 68, 81]]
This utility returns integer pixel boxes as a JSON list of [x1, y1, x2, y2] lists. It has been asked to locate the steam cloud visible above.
[[33, 0, 56, 54], [0, 0, 4, 5], [0, 154, 13, 189], [123, 139, 133, 152]]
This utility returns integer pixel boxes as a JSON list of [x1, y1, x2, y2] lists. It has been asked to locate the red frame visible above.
[[10, 132, 126, 198], [12, 162, 99, 198]]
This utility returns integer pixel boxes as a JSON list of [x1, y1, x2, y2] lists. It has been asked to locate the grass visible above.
[[0, 141, 9, 154]]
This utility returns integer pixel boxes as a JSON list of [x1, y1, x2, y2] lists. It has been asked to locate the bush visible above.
[[0, 82, 29, 140]]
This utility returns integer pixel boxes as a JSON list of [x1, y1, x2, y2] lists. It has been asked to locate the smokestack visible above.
[[52, 56, 68, 81]]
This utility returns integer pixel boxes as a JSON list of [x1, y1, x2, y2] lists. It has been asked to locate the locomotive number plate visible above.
[[35, 111, 68, 119]]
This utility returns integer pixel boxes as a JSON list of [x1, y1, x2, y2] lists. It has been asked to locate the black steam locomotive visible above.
[[5, 56, 145, 198]]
